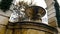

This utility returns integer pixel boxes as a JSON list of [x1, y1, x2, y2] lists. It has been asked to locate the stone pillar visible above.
[[45, 0, 58, 27]]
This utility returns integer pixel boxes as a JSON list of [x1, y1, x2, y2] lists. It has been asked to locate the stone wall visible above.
[[0, 9, 12, 34]]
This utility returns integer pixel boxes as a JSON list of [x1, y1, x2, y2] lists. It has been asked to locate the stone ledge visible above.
[[6, 21, 58, 34]]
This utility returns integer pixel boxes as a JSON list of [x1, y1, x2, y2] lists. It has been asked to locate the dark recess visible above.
[[0, 0, 13, 12], [54, 0, 60, 27]]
